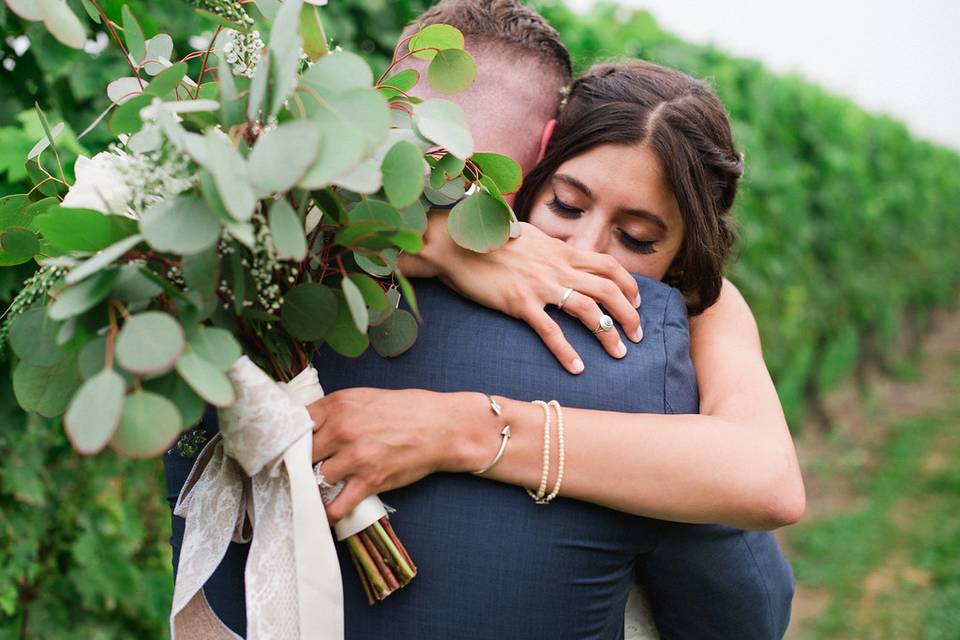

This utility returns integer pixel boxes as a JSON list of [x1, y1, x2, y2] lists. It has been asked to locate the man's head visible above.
[[402, 0, 571, 174]]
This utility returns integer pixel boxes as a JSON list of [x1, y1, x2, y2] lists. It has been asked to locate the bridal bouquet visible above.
[[1, 0, 521, 631]]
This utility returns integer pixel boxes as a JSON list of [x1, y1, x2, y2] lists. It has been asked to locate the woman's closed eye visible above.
[[617, 228, 656, 254], [546, 195, 583, 218]]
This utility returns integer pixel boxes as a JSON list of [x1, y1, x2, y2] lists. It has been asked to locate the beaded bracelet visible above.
[[526, 400, 551, 503], [541, 400, 566, 503]]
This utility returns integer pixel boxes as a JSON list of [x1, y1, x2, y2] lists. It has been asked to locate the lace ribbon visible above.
[[169, 356, 384, 640]]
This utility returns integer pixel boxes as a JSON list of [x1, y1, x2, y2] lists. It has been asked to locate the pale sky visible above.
[[564, 0, 960, 151]]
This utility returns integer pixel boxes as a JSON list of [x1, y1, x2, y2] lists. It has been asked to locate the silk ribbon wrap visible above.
[[169, 356, 385, 640]]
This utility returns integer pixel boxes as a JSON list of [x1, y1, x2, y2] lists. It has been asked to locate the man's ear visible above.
[[536, 119, 557, 165]]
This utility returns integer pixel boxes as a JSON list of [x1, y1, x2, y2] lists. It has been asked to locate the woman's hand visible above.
[[308, 388, 478, 523], [400, 213, 643, 375]]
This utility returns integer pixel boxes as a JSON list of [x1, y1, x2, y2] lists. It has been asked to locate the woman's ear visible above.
[[536, 119, 557, 165]]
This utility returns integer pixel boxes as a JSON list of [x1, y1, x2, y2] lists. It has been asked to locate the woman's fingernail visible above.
[[630, 328, 643, 343], [571, 358, 585, 374], [634, 293, 642, 308], [616, 341, 627, 357]]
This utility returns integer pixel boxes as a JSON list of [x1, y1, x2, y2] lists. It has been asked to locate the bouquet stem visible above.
[[343, 516, 417, 604]]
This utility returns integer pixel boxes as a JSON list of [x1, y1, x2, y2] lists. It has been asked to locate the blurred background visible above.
[[1, 1, 958, 638]]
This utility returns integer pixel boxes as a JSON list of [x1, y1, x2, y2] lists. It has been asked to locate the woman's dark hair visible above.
[[514, 61, 742, 315]]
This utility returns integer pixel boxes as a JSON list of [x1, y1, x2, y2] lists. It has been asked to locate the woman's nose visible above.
[[565, 219, 607, 253]]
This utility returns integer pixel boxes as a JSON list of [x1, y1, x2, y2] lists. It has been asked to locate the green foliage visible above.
[[0, 0, 958, 637]]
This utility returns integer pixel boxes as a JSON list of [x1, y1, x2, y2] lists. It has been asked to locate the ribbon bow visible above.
[[170, 356, 343, 640]]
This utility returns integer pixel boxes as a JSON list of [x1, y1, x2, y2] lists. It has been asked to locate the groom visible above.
[[164, 1, 794, 638]]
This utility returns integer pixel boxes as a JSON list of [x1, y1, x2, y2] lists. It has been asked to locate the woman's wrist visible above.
[[437, 391, 503, 473], [398, 212, 456, 280]]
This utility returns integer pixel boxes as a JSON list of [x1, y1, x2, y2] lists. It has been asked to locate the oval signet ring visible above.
[[592, 314, 614, 334], [558, 287, 574, 309]]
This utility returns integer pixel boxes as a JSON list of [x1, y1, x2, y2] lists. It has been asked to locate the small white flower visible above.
[[62, 152, 133, 216]]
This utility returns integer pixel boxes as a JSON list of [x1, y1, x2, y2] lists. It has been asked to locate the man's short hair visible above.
[[404, 0, 572, 84]]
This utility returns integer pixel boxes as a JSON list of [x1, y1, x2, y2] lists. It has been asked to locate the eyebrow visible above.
[[552, 173, 668, 231]]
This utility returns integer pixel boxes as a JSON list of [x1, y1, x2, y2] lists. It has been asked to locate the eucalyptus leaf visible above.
[[143, 34, 174, 75], [109, 94, 152, 135], [9, 307, 65, 367], [341, 276, 369, 334], [112, 262, 163, 303], [268, 199, 307, 260], [140, 195, 221, 255], [143, 373, 205, 429], [427, 49, 477, 95], [38, 0, 87, 49], [301, 50, 372, 95], [414, 99, 474, 160], [354, 250, 396, 278], [348, 273, 388, 311], [368, 286, 400, 326], [121, 5, 146, 64], [268, 0, 304, 116], [324, 291, 369, 357], [379, 69, 419, 98], [202, 130, 255, 221], [187, 326, 242, 370], [399, 200, 428, 234], [248, 120, 321, 193], [432, 153, 466, 189], [144, 62, 187, 98], [299, 3, 329, 60], [49, 268, 120, 320], [111, 391, 183, 457], [280, 282, 337, 342], [447, 190, 512, 253], [1, 227, 39, 258], [182, 246, 221, 299], [13, 355, 81, 417], [369, 308, 418, 357], [347, 199, 403, 226], [381, 141, 425, 209], [408, 24, 464, 61], [470, 152, 523, 194], [65, 235, 144, 285], [115, 311, 185, 376], [64, 368, 125, 455], [176, 351, 236, 407], [36, 207, 135, 253]]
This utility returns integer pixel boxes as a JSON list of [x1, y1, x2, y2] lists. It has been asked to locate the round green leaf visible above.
[[369, 286, 400, 327], [347, 199, 404, 227], [300, 89, 390, 189], [380, 69, 420, 99], [341, 276, 369, 334], [268, 199, 308, 261], [36, 207, 137, 253], [354, 249, 397, 278], [408, 24, 464, 60], [115, 311, 186, 375], [427, 49, 477, 95], [144, 373, 205, 429], [112, 263, 164, 303], [183, 247, 221, 299], [144, 62, 187, 98], [111, 391, 183, 457], [302, 50, 373, 94], [110, 94, 153, 135], [248, 120, 321, 193], [369, 308, 418, 357], [13, 355, 82, 417], [1, 228, 39, 258], [448, 191, 512, 253], [140, 196, 222, 255], [187, 327, 242, 370], [324, 292, 369, 357], [414, 99, 474, 160], [382, 141, 426, 209], [64, 368, 126, 454], [280, 283, 338, 342], [49, 268, 120, 321], [9, 307, 66, 367], [348, 273, 389, 311], [471, 152, 523, 194], [175, 352, 236, 407]]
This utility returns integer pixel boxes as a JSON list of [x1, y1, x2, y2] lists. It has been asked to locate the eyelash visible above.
[[547, 195, 657, 255]]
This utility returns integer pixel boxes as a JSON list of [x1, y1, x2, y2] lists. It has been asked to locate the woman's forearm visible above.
[[453, 393, 803, 531]]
